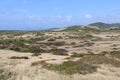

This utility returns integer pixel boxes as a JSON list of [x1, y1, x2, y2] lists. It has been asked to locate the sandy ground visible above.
[[0, 31, 120, 80], [0, 50, 120, 80]]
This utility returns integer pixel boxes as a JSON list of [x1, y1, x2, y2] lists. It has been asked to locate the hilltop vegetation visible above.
[[89, 22, 120, 30]]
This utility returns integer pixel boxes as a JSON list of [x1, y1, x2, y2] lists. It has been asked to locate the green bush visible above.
[[70, 53, 85, 57], [40, 54, 120, 75], [27, 46, 41, 53], [80, 54, 120, 67], [85, 34, 93, 38], [44, 61, 97, 75], [26, 46, 45, 53], [50, 49, 68, 56]]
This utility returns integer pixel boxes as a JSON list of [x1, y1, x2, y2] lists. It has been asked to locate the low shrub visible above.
[[110, 51, 120, 59], [27, 46, 43, 53], [0, 69, 3, 74], [47, 38, 56, 41], [39, 41, 66, 46], [80, 54, 120, 67], [84, 34, 93, 38], [51, 49, 68, 56], [70, 42, 76, 45], [70, 52, 85, 57], [40, 53, 120, 75], [31, 53, 41, 56], [0, 45, 6, 49], [31, 60, 47, 66], [0, 69, 13, 80], [84, 42, 95, 47], [9, 56, 29, 59], [44, 61, 97, 75]]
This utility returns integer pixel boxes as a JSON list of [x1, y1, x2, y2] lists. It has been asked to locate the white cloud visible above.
[[85, 14, 93, 19]]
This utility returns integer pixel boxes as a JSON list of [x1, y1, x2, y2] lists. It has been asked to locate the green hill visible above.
[[89, 22, 120, 30]]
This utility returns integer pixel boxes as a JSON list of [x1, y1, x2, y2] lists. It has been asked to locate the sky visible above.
[[0, 0, 120, 30]]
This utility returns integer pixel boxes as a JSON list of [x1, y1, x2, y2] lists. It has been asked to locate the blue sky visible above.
[[0, 0, 120, 30]]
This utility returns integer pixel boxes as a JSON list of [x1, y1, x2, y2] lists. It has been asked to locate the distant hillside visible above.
[[43, 25, 83, 32], [62, 25, 83, 32], [59, 25, 100, 33], [89, 22, 120, 30], [43, 25, 100, 33], [42, 22, 120, 32]]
